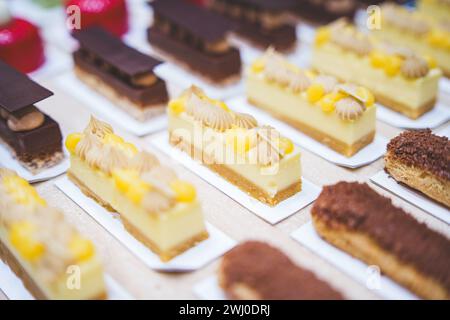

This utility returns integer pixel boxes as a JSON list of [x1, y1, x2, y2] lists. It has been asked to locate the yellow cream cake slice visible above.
[[168, 86, 301, 207], [65, 117, 208, 262], [0, 168, 106, 300], [312, 20, 441, 119], [246, 48, 376, 157], [418, 0, 450, 23], [372, 3, 450, 78]]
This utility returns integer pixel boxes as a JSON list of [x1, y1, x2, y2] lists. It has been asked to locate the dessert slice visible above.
[[312, 19, 441, 119], [219, 241, 343, 299], [294, 0, 357, 24], [0, 168, 106, 300], [311, 181, 450, 300], [246, 48, 376, 157], [372, 3, 450, 77], [418, 0, 450, 28], [148, 0, 241, 85], [0, 60, 63, 173], [66, 117, 208, 261], [385, 129, 449, 208], [209, 0, 298, 52], [72, 27, 169, 122], [168, 86, 301, 206]]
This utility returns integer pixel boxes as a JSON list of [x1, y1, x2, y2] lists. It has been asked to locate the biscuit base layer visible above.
[[312, 215, 450, 299], [0, 234, 106, 300], [375, 93, 436, 120], [68, 172, 209, 262], [385, 152, 450, 208], [169, 132, 302, 206], [248, 98, 375, 157], [74, 66, 166, 122]]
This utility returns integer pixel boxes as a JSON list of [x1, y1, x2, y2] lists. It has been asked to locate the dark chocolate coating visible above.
[[295, 0, 357, 24]]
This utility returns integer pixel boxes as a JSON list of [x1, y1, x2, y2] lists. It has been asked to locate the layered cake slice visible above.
[[219, 241, 343, 299], [0, 168, 106, 299], [312, 20, 441, 119], [72, 27, 169, 122], [311, 181, 450, 299], [294, 0, 357, 24], [66, 117, 208, 261], [372, 3, 450, 77], [168, 86, 301, 206], [246, 48, 376, 157], [209, 0, 298, 52], [385, 129, 449, 208], [148, 0, 241, 84], [0, 60, 63, 173]]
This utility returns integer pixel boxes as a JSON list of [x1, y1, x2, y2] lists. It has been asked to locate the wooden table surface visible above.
[[1, 74, 448, 300]]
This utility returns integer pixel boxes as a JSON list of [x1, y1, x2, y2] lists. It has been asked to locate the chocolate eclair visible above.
[[209, 0, 298, 52], [296, 0, 357, 24], [385, 129, 450, 208], [219, 241, 344, 299], [0, 60, 63, 173], [72, 27, 169, 122], [148, 0, 241, 85], [311, 181, 450, 299]]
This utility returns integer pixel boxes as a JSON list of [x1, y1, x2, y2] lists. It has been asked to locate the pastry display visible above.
[[385, 129, 450, 208], [312, 20, 441, 119], [72, 27, 169, 122], [219, 241, 344, 299], [66, 117, 208, 261], [0, 2, 45, 73], [209, 0, 298, 52], [373, 3, 450, 77], [418, 0, 450, 24], [311, 181, 450, 300], [168, 85, 302, 206], [295, 0, 357, 24], [65, 0, 129, 37], [0, 60, 63, 173], [246, 48, 376, 157], [148, 0, 242, 84], [0, 168, 106, 300]]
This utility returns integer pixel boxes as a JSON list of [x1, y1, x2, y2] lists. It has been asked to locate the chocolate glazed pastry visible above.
[[148, 0, 241, 84], [209, 0, 298, 52], [311, 181, 450, 299], [295, 0, 357, 24], [72, 27, 169, 122], [0, 60, 63, 173], [219, 241, 344, 299]]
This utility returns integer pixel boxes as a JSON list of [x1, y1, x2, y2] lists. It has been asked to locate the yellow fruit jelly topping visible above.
[[112, 169, 151, 204], [384, 55, 402, 77], [2, 175, 46, 207], [307, 83, 325, 103], [356, 87, 375, 107], [170, 180, 196, 202], [318, 94, 337, 113], [9, 221, 45, 261], [65, 133, 84, 154], [225, 129, 253, 155], [103, 133, 138, 157], [427, 30, 450, 50], [69, 235, 95, 262], [315, 27, 330, 46], [251, 58, 265, 73], [369, 51, 387, 68], [278, 137, 294, 155], [424, 55, 437, 69], [168, 97, 186, 115]]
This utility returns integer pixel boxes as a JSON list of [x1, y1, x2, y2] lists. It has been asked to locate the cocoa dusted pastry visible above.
[[0, 60, 63, 173], [219, 241, 344, 299], [385, 129, 450, 208], [311, 181, 450, 299], [295, 0, 357, 24], [72, 27, 169, 122], [209, 0, 298, 52], [148, 0, 241, 85]]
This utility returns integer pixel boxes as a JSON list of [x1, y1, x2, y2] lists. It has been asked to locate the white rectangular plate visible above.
[[54, 72, 167, 136], [54, 176, 236, 272], [0, 145, 69, 183], [440, 78, 450, 96], [376, 103, 450, 129], [0, 259, 132, 300], [150, 131, 321, 225], [193, 276, 226, 300], [226, 96, 388, 168], [29, 46, 71, 81], [370, 170, 449, 224], [291, 222, 418, 300], [153, 63, 244, 100]]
